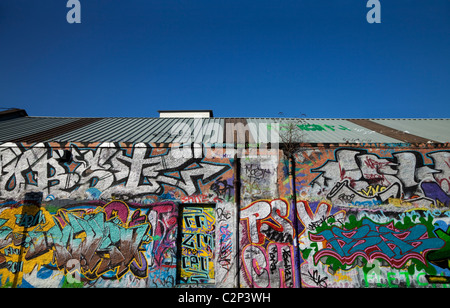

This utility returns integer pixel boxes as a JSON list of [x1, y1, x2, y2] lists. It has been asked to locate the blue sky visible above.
[[0, 0, 449, 118]]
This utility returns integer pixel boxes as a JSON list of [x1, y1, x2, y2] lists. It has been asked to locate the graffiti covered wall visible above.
[[238, 144, 450, 288], [0, 142, 236, 287], [0, 198, 179, 287], [294, 145, 450, 288], [179, 206, 216, 284], [1, 141, 450, 288], [0, 142, 232, 202]]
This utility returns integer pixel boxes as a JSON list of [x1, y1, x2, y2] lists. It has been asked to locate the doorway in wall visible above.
[[177, 204, 216, 285]]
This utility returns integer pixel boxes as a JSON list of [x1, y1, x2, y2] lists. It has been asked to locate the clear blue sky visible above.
[[0, 0, 449, 118]]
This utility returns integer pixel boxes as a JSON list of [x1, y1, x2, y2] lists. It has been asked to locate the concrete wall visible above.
[[0, 141, 449, 288], [0, 142, 235, 288], [239, 144, 450, 288]]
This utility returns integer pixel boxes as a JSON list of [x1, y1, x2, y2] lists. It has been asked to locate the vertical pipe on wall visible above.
[[175, 202, 184, 285], [233, 153, 241, 288], [290, 154, 302, 288], [13, 192, 43, 288]]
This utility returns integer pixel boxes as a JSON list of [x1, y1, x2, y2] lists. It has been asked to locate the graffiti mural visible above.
[[215, 202, 235, 286], [179, 206, 215, 284], [241, 157, 278, 201], [0, 142, 231, 201], [0, 199, 179, 288], [293, 147, 450, 288], [145, 201, 179, 288], [0, 202, 55, 286], [1, 142, 449, 288], [240, 199, 296, 288], [296, 199, 450, 288], [41, 200, 151, 281], [310, 216, 444, 270], [0, 142, 235, 288], [310, 148, 450, 208]]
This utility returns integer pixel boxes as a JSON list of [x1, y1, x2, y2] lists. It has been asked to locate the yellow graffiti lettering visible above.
[[0, 206, 55, 286], [359, 185, 386, 197]]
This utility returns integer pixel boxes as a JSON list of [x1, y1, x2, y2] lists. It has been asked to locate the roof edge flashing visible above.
[[0, 108, 28, 121]]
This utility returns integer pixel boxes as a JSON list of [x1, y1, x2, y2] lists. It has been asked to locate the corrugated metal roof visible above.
[[371, 118, 450, 143], [0, 117, 81, 142], [245, 118, 402, 144], [47, 117, 227, 144], [0, 116, 448, 145]]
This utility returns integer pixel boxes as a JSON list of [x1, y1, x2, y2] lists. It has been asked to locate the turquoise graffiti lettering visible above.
[[310, 218, 445, 268]]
